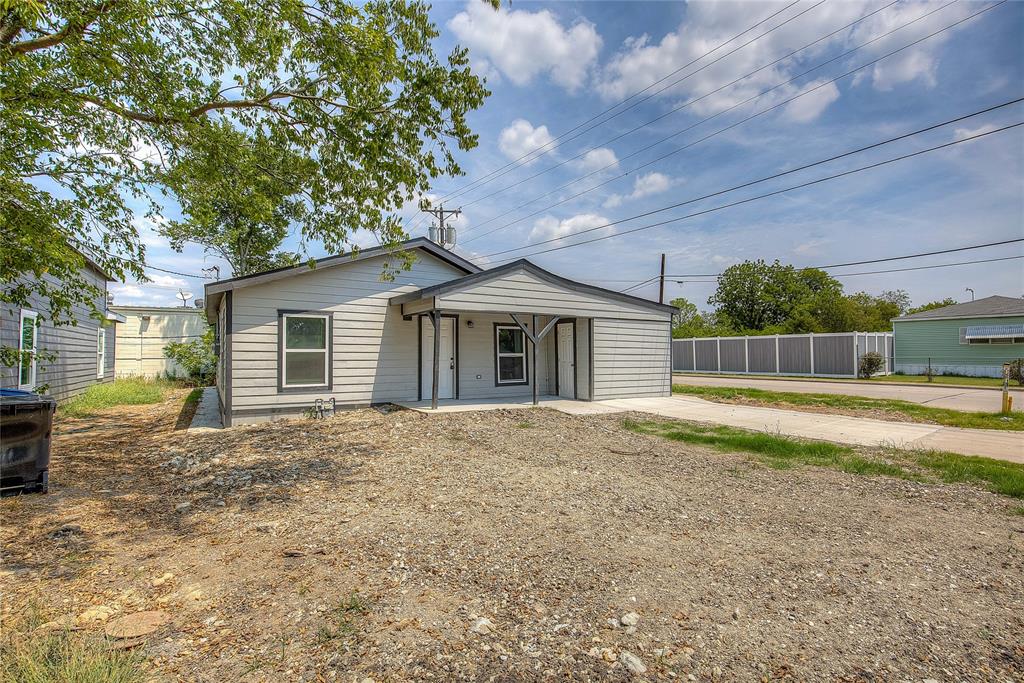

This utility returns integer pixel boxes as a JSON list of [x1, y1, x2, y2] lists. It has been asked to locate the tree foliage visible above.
[[906, 298, 959, 315], [163, 327, 215, 384], [1, 0, 490, 346], [678, 259, 917, 337]]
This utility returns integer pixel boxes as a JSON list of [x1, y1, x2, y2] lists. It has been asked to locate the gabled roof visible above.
[[390, 258, 677, 314], [203, 238, 481, 321], [894, 295, 1024, 321]]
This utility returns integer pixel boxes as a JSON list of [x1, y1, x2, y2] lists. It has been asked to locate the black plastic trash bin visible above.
[[1, 388, 56, 496]]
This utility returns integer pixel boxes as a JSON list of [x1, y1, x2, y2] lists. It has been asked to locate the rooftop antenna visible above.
[[422, 204, 461, 249], [965, 287, 975, 301], [202, 265, 220, 280], [176, 290, 194, 308]]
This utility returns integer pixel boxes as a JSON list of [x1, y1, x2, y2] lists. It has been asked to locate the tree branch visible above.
[[6, 1, 117, 55]]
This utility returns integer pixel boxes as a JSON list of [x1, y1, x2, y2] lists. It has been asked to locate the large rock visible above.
[[104, 610, 171, 639], [619, 651, 647, 675]]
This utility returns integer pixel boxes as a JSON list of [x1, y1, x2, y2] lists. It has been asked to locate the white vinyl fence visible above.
[[672, 332, 893, 378]]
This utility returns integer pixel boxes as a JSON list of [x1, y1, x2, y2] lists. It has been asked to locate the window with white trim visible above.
[[281, 314, 329, 387], [19, 310, 38, 389], [96, 327, 106, 378], [495, 324, 527, 385]]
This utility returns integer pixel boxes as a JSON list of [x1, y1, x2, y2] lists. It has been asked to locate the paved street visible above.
[[673, 374, 1022, 412]]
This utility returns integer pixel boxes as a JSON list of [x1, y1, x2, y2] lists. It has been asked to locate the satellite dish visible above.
[[176, 290, 194, 308]]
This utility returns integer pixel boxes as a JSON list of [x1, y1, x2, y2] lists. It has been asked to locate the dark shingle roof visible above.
[[894, 295, 1024, 321]]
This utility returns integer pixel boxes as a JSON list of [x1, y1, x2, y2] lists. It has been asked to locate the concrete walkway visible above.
[[188, 387, 222, 432], [673, 374, 1021, 412], [601, 396, 1024, 463]]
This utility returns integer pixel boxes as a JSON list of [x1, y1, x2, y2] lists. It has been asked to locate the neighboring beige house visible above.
[[110, 306, 208, 378], [204, 238, 674, 426]]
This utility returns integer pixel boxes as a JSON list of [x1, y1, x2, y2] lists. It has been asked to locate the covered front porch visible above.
[[404, 308, 590, 410]]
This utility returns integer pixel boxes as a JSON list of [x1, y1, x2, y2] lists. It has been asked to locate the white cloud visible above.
[[108, 283, 182, 307], [603, 172, 675, 208], [498, 119, 555, 164], [449, 1, 602, 92], [783, 80, 840, 123], [953, 123, 1000, 142], [573, 147, 619, 173], [146, 273, 188, 288], [529, 213, 611, 243], [594, 2, 971, 121]]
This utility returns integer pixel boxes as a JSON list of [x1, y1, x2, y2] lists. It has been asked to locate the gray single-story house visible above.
[[1, 256, 124, 400], [204, 238, 674, 426], [892, 295, 1024, 378]]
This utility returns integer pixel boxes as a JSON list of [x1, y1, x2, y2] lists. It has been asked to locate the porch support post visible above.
[[532, 314, 538, 406], [431, 309, 440, 410]]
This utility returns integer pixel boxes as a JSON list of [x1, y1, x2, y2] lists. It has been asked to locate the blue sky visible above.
[[116, 0, 1024, 312]]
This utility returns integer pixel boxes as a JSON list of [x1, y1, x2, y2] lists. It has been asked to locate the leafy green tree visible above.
[[669, 296, 725, 338], [709, 260, 842, 334], [907, 297, 959, 315], [159, 123, 311, 276], [163, 327, 215, 384], [1, 0, 489, 355]]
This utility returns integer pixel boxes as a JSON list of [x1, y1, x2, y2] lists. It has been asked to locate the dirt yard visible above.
[[2, 394, 1023, 682]]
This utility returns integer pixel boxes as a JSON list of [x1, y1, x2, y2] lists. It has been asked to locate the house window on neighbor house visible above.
[[494, 324, 528, 385], [281, 314, 330, 388], [19, 309, 38, 389], [96, 327, 105, 378]]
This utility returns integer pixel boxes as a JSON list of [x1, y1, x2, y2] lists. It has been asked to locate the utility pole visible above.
[[658, 253, 666, 304], [423, 204, 461, 248]]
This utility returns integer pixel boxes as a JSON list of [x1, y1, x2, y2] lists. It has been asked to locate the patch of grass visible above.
[[60, 377, 175, 418], [183, 387, 203, 406], [316, 592, 370, 643], [515, 420, 533, 429], [1010, 505, 1024, 516], [875, 374, 1011, 388], [674, 372, 1015, 389], [671, 384, 1024, 431], [623, 417, 909, 478], [907, 450, 1024, 499], [1, 602, 145, 683], [624, 417, 1024, 500]]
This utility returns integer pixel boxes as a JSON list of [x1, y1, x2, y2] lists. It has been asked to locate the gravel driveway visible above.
[[2, 398, 1022, 681]]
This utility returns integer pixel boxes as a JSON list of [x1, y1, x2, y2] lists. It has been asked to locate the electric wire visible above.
[[478, 96, 1024, 259], [481, 121, 1024, 264], [463, 0, 992, 244]]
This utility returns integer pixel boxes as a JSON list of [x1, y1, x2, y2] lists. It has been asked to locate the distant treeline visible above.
[[671, 259, 956, 339]]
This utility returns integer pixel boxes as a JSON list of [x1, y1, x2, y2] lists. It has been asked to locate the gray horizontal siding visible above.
[[437, 270, 667, 320], [228, 253, 469, 417], [592, 318, 671, 400], [0, 266, 114, 401]]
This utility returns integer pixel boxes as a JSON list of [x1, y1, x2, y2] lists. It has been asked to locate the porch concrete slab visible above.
[[596, 396, 1024, 463], [188, 387, 223, 432], [395, 397, 626, 415]]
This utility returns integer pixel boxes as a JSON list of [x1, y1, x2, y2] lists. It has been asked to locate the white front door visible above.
[[557, 322, 575, 399], [421, 316, 456, 400]]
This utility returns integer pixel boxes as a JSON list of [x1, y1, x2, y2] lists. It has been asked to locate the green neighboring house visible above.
[[892, 295, 1024, 378]]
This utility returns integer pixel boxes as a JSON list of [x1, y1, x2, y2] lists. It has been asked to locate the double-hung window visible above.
[[495, 324, 527, 385], [96, 327, 106, 378], [18, 310, 38, 390], [281, 314, 330, 388]]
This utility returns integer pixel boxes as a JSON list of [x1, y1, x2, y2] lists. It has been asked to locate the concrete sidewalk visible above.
[[601, 396, 1024, 463], [673, 374, 1021, 412]]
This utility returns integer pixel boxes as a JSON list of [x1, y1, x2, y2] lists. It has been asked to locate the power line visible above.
[[439, 0, 824, 203], [463, 0, 989, 244], [434, 0, 808, 202], [455, 0, 906, 214], [483, 121, 1024, 264], [654, 238, 1024, 278], [478, 97, 1024, 260]]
